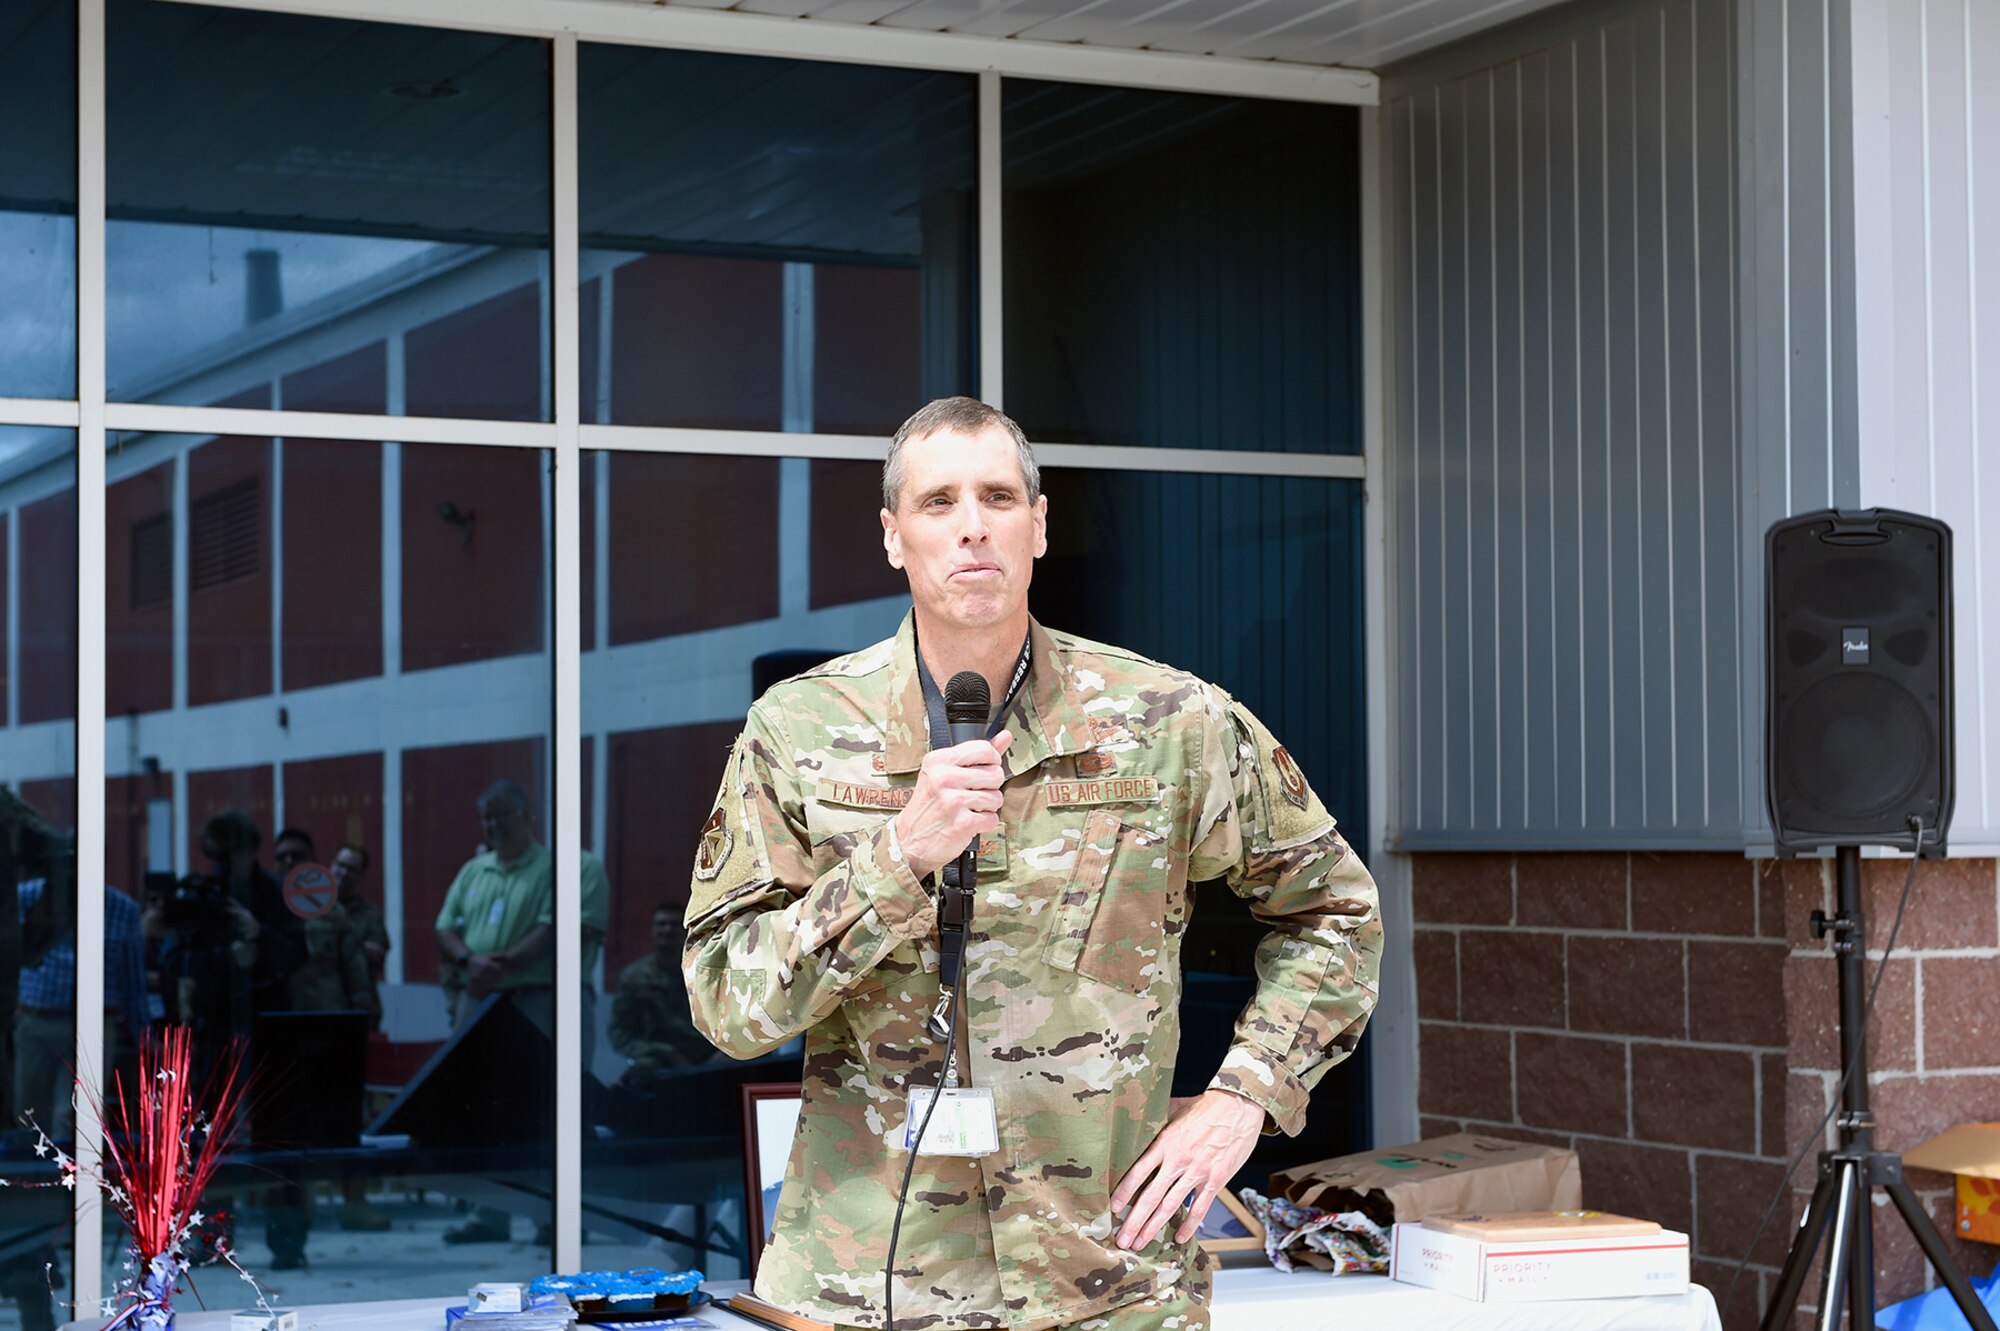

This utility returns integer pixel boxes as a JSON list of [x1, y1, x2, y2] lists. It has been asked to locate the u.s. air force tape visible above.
[[814, 778, 1160, 811]]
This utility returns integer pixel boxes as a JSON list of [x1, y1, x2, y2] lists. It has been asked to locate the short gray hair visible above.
[[477, 779, 531, 816], [882, 397, 1040, 512]]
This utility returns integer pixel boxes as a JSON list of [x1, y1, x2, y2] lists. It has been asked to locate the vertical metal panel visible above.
[[1412, 87, 1447, 832], [1843, 0, 2000, 848], [1384, 0, 1741, 847], [1464, 71, 1497, 832], [1492, 61, 1527, 831], [1519, 51, 1558, 832]]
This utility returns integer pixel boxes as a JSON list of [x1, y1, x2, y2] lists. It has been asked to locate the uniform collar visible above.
[[883, 612, 1096, 776]]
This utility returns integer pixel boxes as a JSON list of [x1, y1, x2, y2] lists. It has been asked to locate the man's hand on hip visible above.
[[1111, 1089, 1265, 1250], [893, 730, 1014, 881]]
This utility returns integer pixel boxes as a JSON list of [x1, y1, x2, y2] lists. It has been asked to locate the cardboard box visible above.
[[1903, 1122, 2000, 1244], [1269, 1133, 1583, 1229], [1424, 1210, 1661, 1242], [1389, 1220, 1691, 1302]]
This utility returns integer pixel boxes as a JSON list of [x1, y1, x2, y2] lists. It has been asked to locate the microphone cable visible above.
[[884, 977, 963, 1331], [1718, 816, 1929, 1327]]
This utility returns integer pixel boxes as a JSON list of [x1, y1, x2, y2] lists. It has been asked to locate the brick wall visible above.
[[1411, 851, 2000, 1330], [1411, 852, 1790, 1330], [1781, 856, 2000, 1325]]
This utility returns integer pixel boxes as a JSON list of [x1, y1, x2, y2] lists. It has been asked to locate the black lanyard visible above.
[[913, 634, 1029, 1037], [914, 633, 1032, 753]]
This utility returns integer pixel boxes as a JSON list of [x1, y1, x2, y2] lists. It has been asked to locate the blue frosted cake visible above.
[[529, 1269, 704, 1316]]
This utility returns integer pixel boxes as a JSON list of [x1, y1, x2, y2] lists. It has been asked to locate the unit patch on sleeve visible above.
[[693, 807, 734, 881], [1271, 746, 1310, 811]]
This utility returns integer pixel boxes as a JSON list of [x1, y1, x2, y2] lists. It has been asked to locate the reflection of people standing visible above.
[[332, 845, 390, 986], [434, 782, 607, 1028], [685, 398, 1383, 1331], [609, 904, 709, 1080], [160, 812, 306, 1068], [15, 883, 155, 1138], [275, 828, 378, 1026], [433, 780, 609, 1245]]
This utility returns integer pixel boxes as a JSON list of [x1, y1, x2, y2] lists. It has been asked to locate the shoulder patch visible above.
[[1270, 746, 1310, 811], [1230, 702, 1333, 846], [685, 741, 766, 926], [693, 808, 734, 880]]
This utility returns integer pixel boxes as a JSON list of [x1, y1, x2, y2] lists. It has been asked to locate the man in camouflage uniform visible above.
[[331, 844, 391, 1006], [685, 397, 1382, 1330], [610, 903, 711, 1080], [275, 829, 379, 1026]]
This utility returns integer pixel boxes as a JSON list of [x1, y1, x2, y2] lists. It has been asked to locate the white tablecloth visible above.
[[87, 1270, 1722, 1331]]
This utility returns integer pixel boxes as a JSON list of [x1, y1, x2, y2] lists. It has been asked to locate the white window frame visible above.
[[13, 0, 1394, 1308]]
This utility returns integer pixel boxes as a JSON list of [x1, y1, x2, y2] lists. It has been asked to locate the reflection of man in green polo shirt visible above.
[[433, 779, 610, 1246], [435, 779, 608, 1024]]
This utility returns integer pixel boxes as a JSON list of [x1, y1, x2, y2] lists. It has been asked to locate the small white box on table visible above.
[[1389, 1211, 1689, 1302], [230, 1311, 297, 1331]]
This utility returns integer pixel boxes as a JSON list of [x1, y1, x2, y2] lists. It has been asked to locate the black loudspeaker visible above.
[[1766, 508, 1953, 855]]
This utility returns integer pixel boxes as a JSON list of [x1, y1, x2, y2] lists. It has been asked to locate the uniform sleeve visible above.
[[339, 914, 382, 1027], [607, 965, 644, 1058], [1186, 694, 1383, 1137], [682, 700, 937, 1060]]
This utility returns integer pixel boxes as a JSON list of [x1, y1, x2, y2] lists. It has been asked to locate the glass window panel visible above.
[[0, 3, 77, 400], [1004, 82, 1362, 454], [106, 2, 550, 421], [105, 431, 558, 1298], [1033, 468, 1370, 1168], [0, 426, 78, 1331], [580, 451, 905, 1277], [579, 47, 976, 433]]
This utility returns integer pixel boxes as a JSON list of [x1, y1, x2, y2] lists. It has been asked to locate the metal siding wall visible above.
[[1385, 0, 1741, 847], [1849, 0, 2000, 848]]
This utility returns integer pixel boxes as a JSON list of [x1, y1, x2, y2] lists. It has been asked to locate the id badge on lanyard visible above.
[[903, 1086, 999, 1158]]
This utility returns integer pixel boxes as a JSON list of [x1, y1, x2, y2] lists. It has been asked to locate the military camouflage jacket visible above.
[[684, 614, 1382, 1330]]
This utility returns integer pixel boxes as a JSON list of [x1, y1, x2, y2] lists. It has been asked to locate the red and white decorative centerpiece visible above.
[[26, 1027, 261, 1331]]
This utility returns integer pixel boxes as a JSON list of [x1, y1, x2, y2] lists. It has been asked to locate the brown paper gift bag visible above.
[[1269, 1133, 1583, 1230]]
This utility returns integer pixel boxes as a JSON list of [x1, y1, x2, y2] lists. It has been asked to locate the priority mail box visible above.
[[1389, 1218, 1691, 1302]]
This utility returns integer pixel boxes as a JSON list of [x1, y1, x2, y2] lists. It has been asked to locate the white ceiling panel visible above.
[[921, 0, 1093, 40], [563, 0, 1577, 69]]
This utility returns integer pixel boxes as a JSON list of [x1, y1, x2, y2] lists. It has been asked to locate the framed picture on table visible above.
[[1195, 1188, 1265, 1255], [741, 1082, 803, 1278]]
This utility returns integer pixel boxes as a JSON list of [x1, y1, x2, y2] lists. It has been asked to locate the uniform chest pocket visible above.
[[806, 802, 892, 878], [1045, 808, 1175, 995]]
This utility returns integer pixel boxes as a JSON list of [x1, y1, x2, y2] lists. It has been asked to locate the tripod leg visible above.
[[1762, 1170, 1842, 1331], [1817, 1162, 1858, 1331], [1849, 1181, 1875, 1331], [1884, 1179, 1999, 1331]]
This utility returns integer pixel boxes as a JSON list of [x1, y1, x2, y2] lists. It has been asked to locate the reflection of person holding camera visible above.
[[157, 811, 307, 1065]]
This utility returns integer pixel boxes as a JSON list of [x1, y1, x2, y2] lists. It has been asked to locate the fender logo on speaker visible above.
[[1842, 627, 1870, 665]]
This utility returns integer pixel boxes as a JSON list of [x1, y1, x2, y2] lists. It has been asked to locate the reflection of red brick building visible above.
[[3, 253, 916, 994]]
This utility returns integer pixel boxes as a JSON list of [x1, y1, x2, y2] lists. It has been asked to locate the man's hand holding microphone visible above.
[[892, 732, 1012, 882]]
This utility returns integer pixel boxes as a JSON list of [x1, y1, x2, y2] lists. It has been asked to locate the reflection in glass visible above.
[[104, 431, 555, 1298], [0, 3, 78, 400], [578, 46, 975, 433], [1032, 470, 1371, 1163], [1004, 82, 1361, 453], [106, 2, 550, 420], [579, 452, 904, 1277], [0, 427, 79, 1331]]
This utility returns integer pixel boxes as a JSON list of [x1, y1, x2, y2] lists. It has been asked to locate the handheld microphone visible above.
[[927, 671, 989, 1040], [942, 670, 991, 886]]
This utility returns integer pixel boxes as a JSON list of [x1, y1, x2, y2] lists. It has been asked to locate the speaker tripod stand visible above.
[[1761, 845, 1997, 1331]]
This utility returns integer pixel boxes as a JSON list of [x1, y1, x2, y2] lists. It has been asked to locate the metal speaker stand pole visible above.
[[1760, 845, 1998, 1331]]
